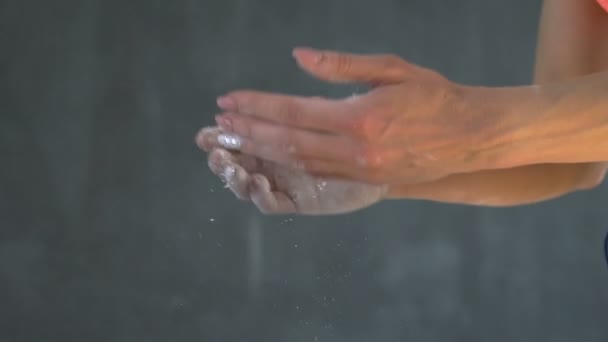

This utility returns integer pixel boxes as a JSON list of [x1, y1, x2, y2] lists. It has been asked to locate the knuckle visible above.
[[351, 113, 379, 142], [358, 145, 385, 169], [334, 54, 352, 75]]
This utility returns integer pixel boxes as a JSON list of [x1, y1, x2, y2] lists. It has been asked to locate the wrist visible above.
[[461, 84, 548, 169]]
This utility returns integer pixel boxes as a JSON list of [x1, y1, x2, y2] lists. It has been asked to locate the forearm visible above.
[[383, 0, 608, 207], [478, 0, 608, 168], [477, 70, 608, 167], [385, 163, 603, 206], [384, 79, 606, 205]]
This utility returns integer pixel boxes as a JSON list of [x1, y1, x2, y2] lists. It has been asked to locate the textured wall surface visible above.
[[2, 1, 608, 341]]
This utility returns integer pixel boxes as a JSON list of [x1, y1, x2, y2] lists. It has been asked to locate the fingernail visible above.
[[223, 164, 236, 183], [195, 127, 212, 150], [215, 115, 232, 131], [293, 47, 323, 65], [217, 133, 242, 150], [217, 96, 237, 110]]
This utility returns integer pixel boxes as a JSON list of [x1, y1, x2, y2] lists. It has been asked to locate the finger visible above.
[[202, 121, 386, 182], [207, 148, 251, 200], [195, 126, 218, 152], [216, 91, 355, 134], [203, 126, 296, 174], [211, 132, 303, 170], [248, 173, 297, 215], [196, 127, 259, 167], [196, 126, 265, 172], [292, 47, 414, 85], [197, 124, 243, 153], [198, 125, 244, 152], [215, 113, 361, 164], [288, 158, 384, 184], [214, 130, 366, 175], [197, 125, 243, 154]]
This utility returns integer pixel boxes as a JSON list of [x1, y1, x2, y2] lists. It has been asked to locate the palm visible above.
[[211, 149, 386, 215]]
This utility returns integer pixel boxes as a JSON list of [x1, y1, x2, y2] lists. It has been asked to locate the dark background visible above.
[[2, 0, 608, 341]]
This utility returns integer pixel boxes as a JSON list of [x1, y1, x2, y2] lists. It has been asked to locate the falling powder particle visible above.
[[294, 244, 298, 248], [316, 180, 328, 192], [209, 218, 215, 222]]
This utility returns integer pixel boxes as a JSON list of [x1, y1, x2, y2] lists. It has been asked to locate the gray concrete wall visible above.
[[1, 1, 608, 341]]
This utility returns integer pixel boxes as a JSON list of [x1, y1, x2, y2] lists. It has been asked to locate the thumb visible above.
[[292, 47, 414, 85]]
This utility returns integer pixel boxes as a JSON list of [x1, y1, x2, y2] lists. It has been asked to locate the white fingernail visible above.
[[223, 165, 236, 183], [218, 134, 242, 150]]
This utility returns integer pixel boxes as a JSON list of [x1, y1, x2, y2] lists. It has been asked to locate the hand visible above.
[[204, 48, 496, 185], [197, 127, 387, 215]]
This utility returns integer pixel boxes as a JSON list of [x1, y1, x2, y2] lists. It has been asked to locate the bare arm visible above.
[[386, 0, 608, 206], [480, 0, 608, 166]]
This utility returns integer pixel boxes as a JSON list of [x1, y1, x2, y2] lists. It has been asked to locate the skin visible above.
[[388, 0, 608, 205], [198, 0, 608, 213], [198, 137, 387, 215]]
